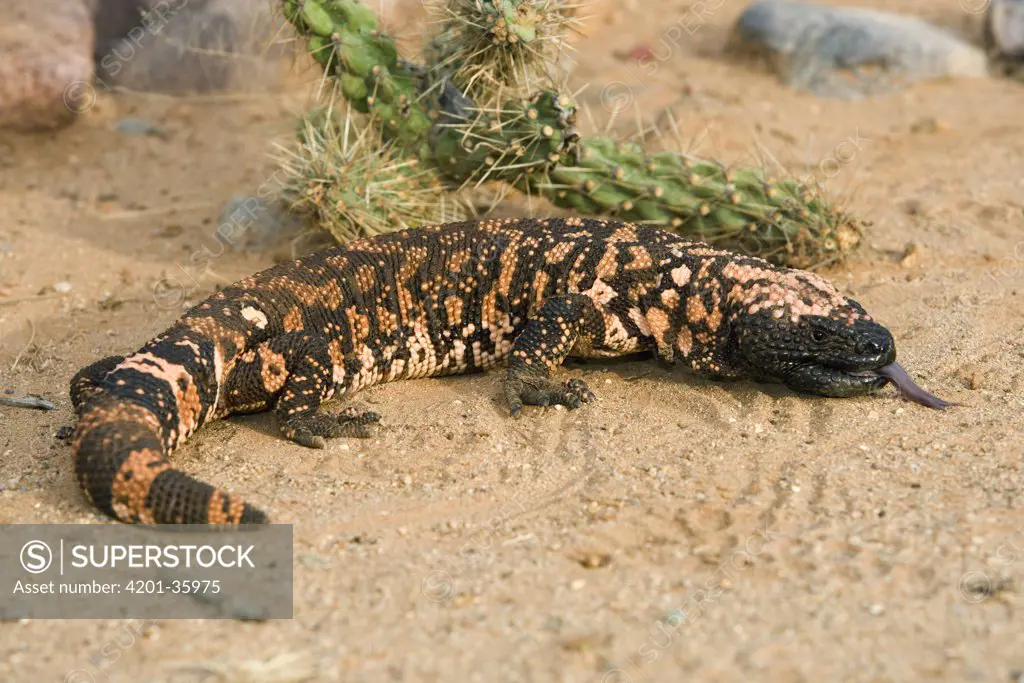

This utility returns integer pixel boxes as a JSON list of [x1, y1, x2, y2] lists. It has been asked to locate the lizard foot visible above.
[[505, 376, 596, 418], [283, 409, 382, 448]]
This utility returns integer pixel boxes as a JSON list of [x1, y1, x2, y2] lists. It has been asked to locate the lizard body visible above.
[[70, 217, 904, 524]]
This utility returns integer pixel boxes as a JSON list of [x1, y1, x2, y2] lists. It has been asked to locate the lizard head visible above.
[[724, 264, 894, 397], [735, 306, 895, 397]]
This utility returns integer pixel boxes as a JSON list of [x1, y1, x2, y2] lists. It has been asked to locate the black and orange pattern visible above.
[[70, 218, 897, 524]]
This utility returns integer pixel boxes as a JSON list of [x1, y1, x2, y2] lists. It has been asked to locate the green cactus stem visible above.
[[281, 0, 435, 159], [277, 107, 465, 242], [430, 90, 860, 267], [429, 89, 579, 183], [424, 0, 580, 104], [545, 138, 860, 268]]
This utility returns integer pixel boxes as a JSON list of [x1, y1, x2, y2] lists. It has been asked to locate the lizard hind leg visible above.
[[70, 355, 126, 414], [504, 294, 602, 418], [234, 331, 381, 449]]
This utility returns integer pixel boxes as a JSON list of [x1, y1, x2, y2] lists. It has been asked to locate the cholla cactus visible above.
[[279, 0, 862, 268], [431, 89, 859, 268], [277, 107, 465, 242]]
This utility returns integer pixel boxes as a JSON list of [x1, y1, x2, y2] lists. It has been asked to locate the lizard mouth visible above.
[[788, 361, 952, 409], [785, 362, 889, 398]]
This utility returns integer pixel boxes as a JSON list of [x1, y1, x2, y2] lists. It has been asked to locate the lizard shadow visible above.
[[562, 353, 798, 402]]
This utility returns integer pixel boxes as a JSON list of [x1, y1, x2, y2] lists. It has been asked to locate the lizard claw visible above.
[[504, 375, 595, 417], [282, 407, 381, 446], [335, 407, 381, 438]]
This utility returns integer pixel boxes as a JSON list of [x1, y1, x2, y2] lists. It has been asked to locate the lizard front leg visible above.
[[223, 332, 380, 448], [504, 294, 602, 418]]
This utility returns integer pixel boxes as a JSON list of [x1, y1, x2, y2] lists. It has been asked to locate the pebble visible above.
[[730, 0, 988, 98], [899, 243, 921, 268], [985, 0, 1024, 62], [868, 603, 885, 616], [909, 117, 951, 134], [113, 117, 169, 139], [52, 281, 73, 293]]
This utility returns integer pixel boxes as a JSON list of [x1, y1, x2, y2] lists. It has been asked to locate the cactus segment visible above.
[[425, 0, 580, 104], [282, 0, 435, 159], [429, 90, 860, 267], [429, 88, 579, 184], [278, 107, 465, 242]]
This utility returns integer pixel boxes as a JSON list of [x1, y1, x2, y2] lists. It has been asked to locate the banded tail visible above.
[[68, 332, 267, 525]]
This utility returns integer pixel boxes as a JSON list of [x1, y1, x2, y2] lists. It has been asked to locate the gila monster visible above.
[[69, 217, 948, 525]]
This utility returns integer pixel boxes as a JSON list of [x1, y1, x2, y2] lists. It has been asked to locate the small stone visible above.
[[575, 553, 612, 569], [217, 195, 306, 251], [899, 242, 920, 268], [113, 117, 169, 139], [231, 602, 270, 621], [910, 117, 950, 134], [52, 281, 72, 294], [957, 364, 986, 390], [570, 579, 586, 591], [868, 603, 885, 616]]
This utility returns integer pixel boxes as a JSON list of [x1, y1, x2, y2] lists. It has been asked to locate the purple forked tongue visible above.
[[874, 362, 952, 410]]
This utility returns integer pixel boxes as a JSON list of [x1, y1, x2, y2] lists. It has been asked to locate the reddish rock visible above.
[[0, 0, 95, 131]]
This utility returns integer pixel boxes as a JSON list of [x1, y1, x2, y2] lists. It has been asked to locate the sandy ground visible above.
[[1, 0, 1023, 681]]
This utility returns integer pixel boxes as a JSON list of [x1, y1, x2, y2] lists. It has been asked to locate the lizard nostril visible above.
[[859, 338, 887, 356]]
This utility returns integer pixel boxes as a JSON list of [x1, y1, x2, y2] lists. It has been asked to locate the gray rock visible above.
[[218, 195, 306, 252], [730, 0, 989, 98], [985, 0, 1024, 61], [113, 116, 168, 138], [93, 0, 297, 95]]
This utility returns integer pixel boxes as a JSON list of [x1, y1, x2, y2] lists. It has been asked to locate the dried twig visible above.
[[0, 395, 56, 411]]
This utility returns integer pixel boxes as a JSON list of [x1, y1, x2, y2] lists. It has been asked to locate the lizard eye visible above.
[[811, 329, 828, 343]]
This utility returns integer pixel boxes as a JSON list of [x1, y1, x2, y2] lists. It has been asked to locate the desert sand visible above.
[[0, 0, 1022, 680]]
